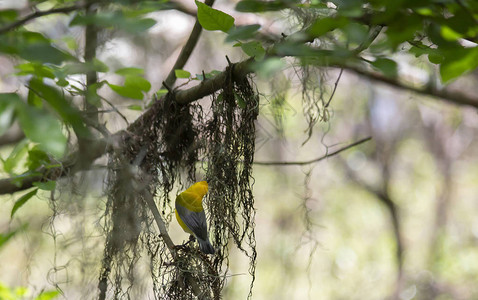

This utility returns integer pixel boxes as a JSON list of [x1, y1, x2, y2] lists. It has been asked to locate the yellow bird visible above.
[[175, 181, 215, 254]]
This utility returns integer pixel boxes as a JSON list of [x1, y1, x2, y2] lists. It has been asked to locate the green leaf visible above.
[[440, 25, 462, 41], [196, 1, 235, 32], [240, 41, 266, 61], [440, 47, 478, 83], [370, 58, 398, 78], [226, 24, 261, 42], [124, 18, 157, 33], [92, 58, 109, 73], [115, 67, 144, 76], [235, 0, 292, 12], [17, 104, 67, 158], [33, 181, 56, 191], [156, 89, 168, 97], [0, 9, 18, 22], [57, 61, 108, 76], [34, 289, 60, 300], [19, 43, 72, 65], [27, 89, 43, 108], [11, 189, 38, 218], [414, 8, 434, 16], [0, 226, 23, 250], [108, 83, 144, 100], [334, 0, 364, 17], [343, 22, 368, 45], [86, 83, 101, 107], [175, 69, 191, 78], [428, 53, 444, 64], [125, 76, 151, 92], [62, 36, 78, 50], [56, 78, 69, 87], [109, 70, 151, 100], [127, 104, 143, 111], [307, 16, 348, 37], [251, 57, 286, 78], [26, 146, 50, 171], [70, 11, 156, 33], [1, 91, 67, 159], [16, 63, 55, 79], [3, 140, 29, 174], [384, 14, 422, 50], [28, 78, 89, 139]]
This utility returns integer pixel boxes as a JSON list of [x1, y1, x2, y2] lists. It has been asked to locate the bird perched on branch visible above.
[[175, 181, 215, 254]]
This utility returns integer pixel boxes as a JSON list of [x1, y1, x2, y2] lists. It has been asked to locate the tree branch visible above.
[[0, 3, 85, 35], [1, 18, 478, 195], [83, 1, 100, 130], [340, 157, 403, 300], [254, 136, 372, 166], [2, 48, 477, 195], [0, 138, 108, 194], [162, 0, 215, 88], [163, 1, 196, 18], [344, 66, 478, 109]]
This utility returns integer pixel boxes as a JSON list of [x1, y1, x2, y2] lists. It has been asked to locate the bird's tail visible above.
[[197, 237, 215, 254]]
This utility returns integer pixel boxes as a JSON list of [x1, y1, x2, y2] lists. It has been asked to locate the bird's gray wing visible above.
[[175, 202, 209, 240]]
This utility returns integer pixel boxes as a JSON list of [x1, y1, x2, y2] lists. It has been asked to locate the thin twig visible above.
[[101, 97, 129, 126], [254, 136, 372, 166], [325, 68, 343, 108], [0, 4, 84, 35]]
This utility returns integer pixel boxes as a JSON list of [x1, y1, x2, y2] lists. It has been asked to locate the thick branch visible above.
[[254, 136, 372, 166], [0, 4, 84, 35]]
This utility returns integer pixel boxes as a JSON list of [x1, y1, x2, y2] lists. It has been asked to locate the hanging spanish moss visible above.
[[205, 67, 259, 298], [97, 65, 259, 299]]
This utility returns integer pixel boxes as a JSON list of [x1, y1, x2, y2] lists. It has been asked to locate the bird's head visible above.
[[189, 181, 208, 197]]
